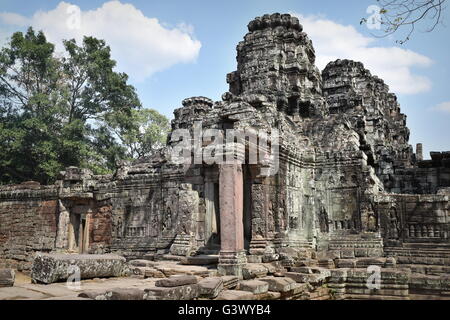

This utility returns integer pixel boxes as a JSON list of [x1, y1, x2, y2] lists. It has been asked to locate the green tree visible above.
[[0, 27, 169, 185], [0, 28, 64, 183], [107, 108, 170, 160]]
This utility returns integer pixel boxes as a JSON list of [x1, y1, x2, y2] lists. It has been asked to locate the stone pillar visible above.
[[218, 163, 247, 277], [416, 143, 423, 161], [55, 200, 70, 250]]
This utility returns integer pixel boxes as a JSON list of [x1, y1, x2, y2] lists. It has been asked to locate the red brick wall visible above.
[[0, 198, 58, 272], [89, 204, 113, 252]]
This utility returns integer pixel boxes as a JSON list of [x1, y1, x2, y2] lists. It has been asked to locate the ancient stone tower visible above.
[[227, 14, 327, 119]]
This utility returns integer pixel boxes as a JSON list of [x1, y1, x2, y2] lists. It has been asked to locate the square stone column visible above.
[[217, 163, 247, 277]]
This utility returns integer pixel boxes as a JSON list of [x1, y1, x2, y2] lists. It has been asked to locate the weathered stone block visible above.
[[144, 284, 199, 300], [259, 276, 296, 292], [0, 268, 15, 287], [198, 277, 223, 298], [155, 275, 198, 287], [216, 290, 254, 300], [238, 279, 269, 294], [283, 272, 309, 283], [242, 263, 268, 279], [222, 275, 239, 289], [31, 253, 126, 284], [128, 259, 155, 268]]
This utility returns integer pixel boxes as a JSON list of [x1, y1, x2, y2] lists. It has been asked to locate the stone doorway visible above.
[[204, 180, 221, 250], [68, 212, 90, 254]]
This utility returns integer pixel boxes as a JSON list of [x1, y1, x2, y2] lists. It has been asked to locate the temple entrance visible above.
[[68, 212, 90, 254], [204, 181, 221, 250]]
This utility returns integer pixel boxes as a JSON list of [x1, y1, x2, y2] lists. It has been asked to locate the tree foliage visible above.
[[0, 27, 169, 184]]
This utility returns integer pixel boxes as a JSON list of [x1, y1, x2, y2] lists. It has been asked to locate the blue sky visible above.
[[0, 0, 449, 158]]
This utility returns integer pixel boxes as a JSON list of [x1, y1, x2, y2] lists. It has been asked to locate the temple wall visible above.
[[0, 184, 58, 271], [388, 153, 450, 194], [103, 171, 200, 259], [377, 193, 449, 246]]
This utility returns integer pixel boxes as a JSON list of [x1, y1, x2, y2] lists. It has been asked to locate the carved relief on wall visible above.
[[327, 188, 359, 231], [116, 215, 123, 238], [361, 202, 378, 232], [387, 206, 400, 240], [124, 204, 149, 238], [176, 184, 199, 235], [161, 192, 178, 234], [318, 205, 329, 233]]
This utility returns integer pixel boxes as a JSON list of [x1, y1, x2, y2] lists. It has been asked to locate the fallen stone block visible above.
[[283, 272, 310, 283], [216, 290, 254, 300], [155, 275, 198, 287], [283, 271, 329, 286], [31, 253, 126, 284], [0, 269, 15, 287], [242, 264, 268, 280], [222, 276, 239, 289], [144, 284, 199, 300], [155, 263, 210, 277], [280, 283, 310, 300], [262, 263, 278, 274], [198, 277, 223, 298], [259, 276, 296, 292], [238, 280, 269, 294], [290, 266, 313, 274], [128, 259, 155, 268]]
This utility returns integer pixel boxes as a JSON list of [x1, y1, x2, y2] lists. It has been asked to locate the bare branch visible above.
[[362, 0, 447, 43]]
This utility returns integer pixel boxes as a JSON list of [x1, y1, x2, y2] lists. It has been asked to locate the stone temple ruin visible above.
[[0, 13, 449, 300]]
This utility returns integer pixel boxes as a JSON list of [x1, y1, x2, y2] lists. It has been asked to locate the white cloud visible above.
[[432, 101, 450, 113], [0, 12, 29, 26], [292, 13, 433, 95], [0, 1, 201, 82]]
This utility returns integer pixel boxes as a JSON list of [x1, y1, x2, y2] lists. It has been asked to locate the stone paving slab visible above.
[[0, 275, 157, 300]]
